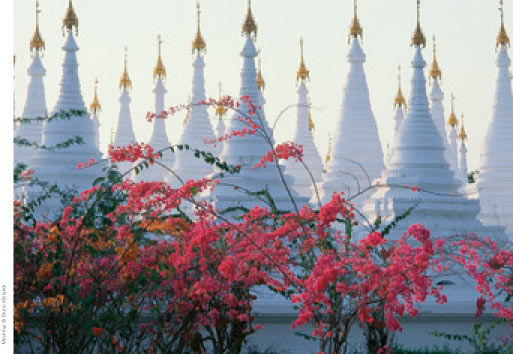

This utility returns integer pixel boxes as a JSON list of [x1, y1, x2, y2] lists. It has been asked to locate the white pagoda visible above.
[[477, 1, 513, 238], [170, 3, 217, 187], [446, 94, 460, 175], [16, 0, 47, 166], [206, 1, 307, 214], [89, 79, 101, 152], [319, 1, 385, 209], [135, 35, 174, 182], [363, 0, 504, 241], [283, 38, 324, 201], [112, 48, 138, 176], [29, 0, 103, 216]]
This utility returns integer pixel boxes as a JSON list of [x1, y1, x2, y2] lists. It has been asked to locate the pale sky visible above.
[[13, 0, 510, 172]]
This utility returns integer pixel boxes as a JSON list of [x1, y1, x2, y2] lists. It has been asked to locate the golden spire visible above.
[[256, 58, 265, 91], [308, 109, 315, 132], [297, 37, 310, 82], [215, 82, 228, 119], [242, 0, 258, 38], [349, 0, 363, 40], [324, 134, 333, 172], [110, 127, 114, 146], [119, 46, 132, 90], [429, 36, 442, 80], [458, 113, 468, 141], [90, 78, 101, 115], [30, 1, 45, 53], [192, 1, 206, 53], [62, 0, 78, 35], [411, 0, 426, 48], [153, 34, 166, 80], [497, 0, 510, 48], [447, 93, 459, 127], [394, 65, 406, 107]]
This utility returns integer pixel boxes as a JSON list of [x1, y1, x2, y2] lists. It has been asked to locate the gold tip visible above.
[[297, 37, 310, 82], [349, 0, 363, 39], [308, 110, 315, 132], [394, 66, 406, 107], [119, 47, 132, 90], [447, 93, 459, 127], [90, 78, 101, 114], [497, 0, 510, 48], [458, 114, 468, 140], [411, 0, 426, 48], [153, 35, 166, 80], [215, 82, 228, 118], [192, 2, 206, 53], [62, 0, 78, 35], [242, 0, 258, 37], [256, 58, 265, 91], [30, 1, 45, 52], [429, 36, 442, 79]]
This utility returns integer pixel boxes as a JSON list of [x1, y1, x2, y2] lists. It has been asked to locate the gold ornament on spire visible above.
[[349, 0, 363, 40], [497, 0, 510, 48], [242, 0, 257, 38], [257, 58, 265, 91], [429, 36, 442, 79], [411, 0, 426, 48], [119, 46, 132, 90], [394, 65, 406, 107], [62, 0, 78, 35], [153, 35, 166, 80], [458, 113, 468, 141], [324, 134, 333, 172], [30, 1, 45, 53], [90, 78, 101, 115], [215, 82, 228, 118], [447, 93, 459, 127], [192, 1, 206, 53], [297, 37, 310, 82], [308, 109, 315, 132]]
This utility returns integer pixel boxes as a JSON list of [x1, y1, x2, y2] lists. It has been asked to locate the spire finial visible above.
[[429, 35, 442, 79], [153, 34, 167, 80], [30, 0, 45, 53], [119, 46, 132, 90], [192, 1, 206, 53], [257, 58, 265, 91], [297, 37, 310, 82], [110, 126, 114, 146], [349, 0, 363, 40], [411, 0, 426, 47], [447, 93, 459, 127], [458, 113, 468, 141], [215, 82, 228, 119], [242, 0, 258, 38], [497, 0, 510, 48], [90, 78, 101, 115], [394, 65, 406, 107], [62, 0, 78, 36]]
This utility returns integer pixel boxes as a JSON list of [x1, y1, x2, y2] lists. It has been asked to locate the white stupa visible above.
[[284, 38, 323, 200], [206, 1, 307, 214], [363, 2, 504, 240], [320, 2, 385, 208], [16, 0, 47, 166], [89, 79, 101, 152], [477, 3, 513, 238], [112, 48, 137, 176], [29, 1, 103, 215], [428, 37, 458, 177], [170, 3, 217, 187], [135, 35, 174, 182]]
